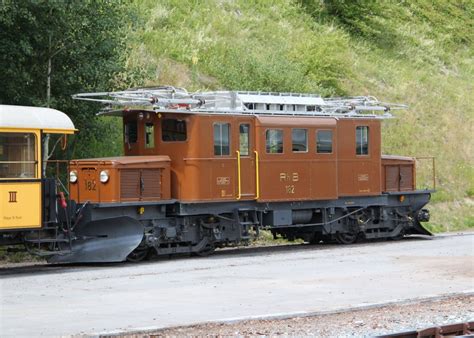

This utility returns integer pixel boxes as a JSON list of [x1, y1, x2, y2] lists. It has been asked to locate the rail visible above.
[[379, 321, 473, 337]]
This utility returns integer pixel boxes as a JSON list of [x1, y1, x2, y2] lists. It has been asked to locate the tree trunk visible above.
[[42, 34, 52, 177]]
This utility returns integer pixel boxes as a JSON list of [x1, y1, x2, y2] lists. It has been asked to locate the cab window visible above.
[[239, 124, 250, 156], [292, 128, 307, 152], [266, 129, 283, 154], [214, 123, 231, 156], [145, 123, 155, 148], [162, 119, 187, 141], [356, 126, 369, 155], [317, 130, 333, 153], [124, 120, 138, 144], [0, 132, 37, 178]]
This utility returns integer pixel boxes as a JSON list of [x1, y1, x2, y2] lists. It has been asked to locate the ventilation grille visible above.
[[120, 169, 162, 201], [120, 169, 140, 200]]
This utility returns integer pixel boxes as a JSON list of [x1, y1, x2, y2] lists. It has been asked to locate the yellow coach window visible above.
[[0, 132, 37, 179]]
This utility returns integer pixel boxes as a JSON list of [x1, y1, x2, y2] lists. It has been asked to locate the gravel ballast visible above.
[[144, 295, 474, 337]]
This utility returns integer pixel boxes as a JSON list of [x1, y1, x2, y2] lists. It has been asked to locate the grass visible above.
[[0, 247, 44, 264], [125, 0, 472, 230], [424, 198, 474, 233]]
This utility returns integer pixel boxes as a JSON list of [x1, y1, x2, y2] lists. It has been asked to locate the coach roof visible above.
[[0, 104, 76, 134]]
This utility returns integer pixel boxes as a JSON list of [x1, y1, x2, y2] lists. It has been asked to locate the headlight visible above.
[[69, 170, 78, 183], [99, 170, 109, 183]]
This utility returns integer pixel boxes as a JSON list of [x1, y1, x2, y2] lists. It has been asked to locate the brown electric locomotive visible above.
[[0, 87, 433, 263]]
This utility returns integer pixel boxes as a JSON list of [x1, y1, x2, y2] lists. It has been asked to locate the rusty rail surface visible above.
[[378, 321, 473, 338]]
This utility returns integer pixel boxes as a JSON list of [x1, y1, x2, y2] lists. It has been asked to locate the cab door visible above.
[[0, 130, 42, 230], [236, 120, 256, 200]]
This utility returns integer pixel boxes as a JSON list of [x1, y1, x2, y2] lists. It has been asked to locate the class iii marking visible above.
[[8, 191, 17, 203]]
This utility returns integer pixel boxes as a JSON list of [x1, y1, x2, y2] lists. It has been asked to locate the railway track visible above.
[[1, 233, 471, 336], [379, 321, 474, 338], [116, 294, 474, 337], [0, 234, 435, 276]]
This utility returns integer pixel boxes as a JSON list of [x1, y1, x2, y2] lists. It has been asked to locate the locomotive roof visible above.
[[256, 115, 337, 126], [0, 104, 76, 134], [73, 86, 407, 119], [70, 155, 170, 164]]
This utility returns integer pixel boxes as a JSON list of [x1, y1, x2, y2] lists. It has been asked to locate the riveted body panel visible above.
[[118, 113, 393, 203]]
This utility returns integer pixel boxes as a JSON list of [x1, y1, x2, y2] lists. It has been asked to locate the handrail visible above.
[[236, 150, 241, 200], [254, 150, 260, 200], [0, 161, 37, 164]]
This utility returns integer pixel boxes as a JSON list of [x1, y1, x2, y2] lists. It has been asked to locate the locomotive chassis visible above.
[[46, 189, 431, 263]]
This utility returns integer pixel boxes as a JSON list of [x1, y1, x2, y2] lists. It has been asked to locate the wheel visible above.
[[389, 229, 405, 241], [309, 233, 323, 245], [195, 244, 215, 257], [126, 246, 150, 262], [335, 232, 358, 245]]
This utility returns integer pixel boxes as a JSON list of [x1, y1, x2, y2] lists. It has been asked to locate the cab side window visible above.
[[145, 123, 155, 148], [266, 129, 283, 154], [356, 126, 369, 155], [317, 130, 333, 153], [162, 119, 187, 142], [214, 123, 230, 156], [124, 120, 138, 144], [239, 124, 250, 156], [292, 128, 307, 152]]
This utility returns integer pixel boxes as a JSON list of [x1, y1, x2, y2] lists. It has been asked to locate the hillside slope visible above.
[[128, 0, 473, 231]]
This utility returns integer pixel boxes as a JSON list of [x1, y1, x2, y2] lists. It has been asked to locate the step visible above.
[[24, 238, 71, 244]]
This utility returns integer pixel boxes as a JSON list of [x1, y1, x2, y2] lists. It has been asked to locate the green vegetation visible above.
[[128, 0, 473, 232], [0, 247, 42, 264], [0, 1, 132, 159], [0, 1, 472, 232], [424, 198, 474, 233]]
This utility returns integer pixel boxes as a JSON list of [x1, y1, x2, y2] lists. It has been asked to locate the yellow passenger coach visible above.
[[0, 105, 75, 231]]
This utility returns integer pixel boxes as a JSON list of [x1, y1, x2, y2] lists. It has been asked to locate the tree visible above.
[[0, 1, 131, 161]]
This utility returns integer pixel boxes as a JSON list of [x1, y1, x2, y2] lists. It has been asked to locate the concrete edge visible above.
[[92, 290, 474, 336]]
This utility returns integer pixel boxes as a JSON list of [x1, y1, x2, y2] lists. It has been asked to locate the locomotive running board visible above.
[[48, 216, 143, 264]]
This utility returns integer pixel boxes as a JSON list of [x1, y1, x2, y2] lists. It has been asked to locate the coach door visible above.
[[236, 121, 256, 200]]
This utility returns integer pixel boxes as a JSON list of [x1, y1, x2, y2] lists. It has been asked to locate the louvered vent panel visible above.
[[120, 169, 140, 200], [385, 166, 399, 192], [141, 169, 161, 199], [399, 165, 413, 191]]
